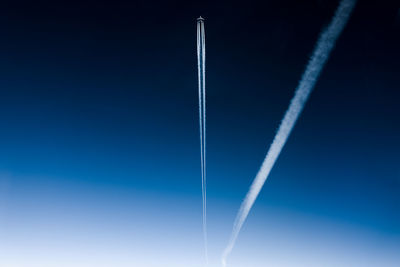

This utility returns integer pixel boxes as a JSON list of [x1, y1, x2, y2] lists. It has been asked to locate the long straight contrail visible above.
[[197, 16, 208, 264], [222, 0, 356, 266]]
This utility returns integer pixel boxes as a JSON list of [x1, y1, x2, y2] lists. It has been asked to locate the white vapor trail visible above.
[[221, 0, 357, 266], [197, 16, 208, 264]]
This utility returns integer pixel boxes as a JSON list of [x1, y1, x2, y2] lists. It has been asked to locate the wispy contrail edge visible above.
[[221, 0, 357, 266]]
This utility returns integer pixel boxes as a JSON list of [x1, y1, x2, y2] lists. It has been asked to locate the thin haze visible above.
[[221, 0, 357, 266], [197, 17, 208, 264]]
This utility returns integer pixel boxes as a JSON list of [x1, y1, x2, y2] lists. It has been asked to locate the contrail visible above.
[[197, 16, 208, 264], [221, 0, 357, 266]]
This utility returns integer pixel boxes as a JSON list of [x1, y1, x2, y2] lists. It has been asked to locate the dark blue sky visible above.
[[0, 0, 399, 266]]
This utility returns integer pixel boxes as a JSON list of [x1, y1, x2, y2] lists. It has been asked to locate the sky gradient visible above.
[[0, 0, 399, 266]]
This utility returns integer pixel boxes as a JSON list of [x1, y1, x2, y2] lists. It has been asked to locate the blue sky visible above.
[[0, 0, 399, 266]]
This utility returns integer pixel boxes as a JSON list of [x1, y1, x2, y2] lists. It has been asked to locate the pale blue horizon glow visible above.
[[1, 173, 399, 267]]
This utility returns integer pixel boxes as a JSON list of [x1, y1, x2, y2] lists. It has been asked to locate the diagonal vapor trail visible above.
[[197, 16, 208, 264], [221, 0, 357, 266]]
